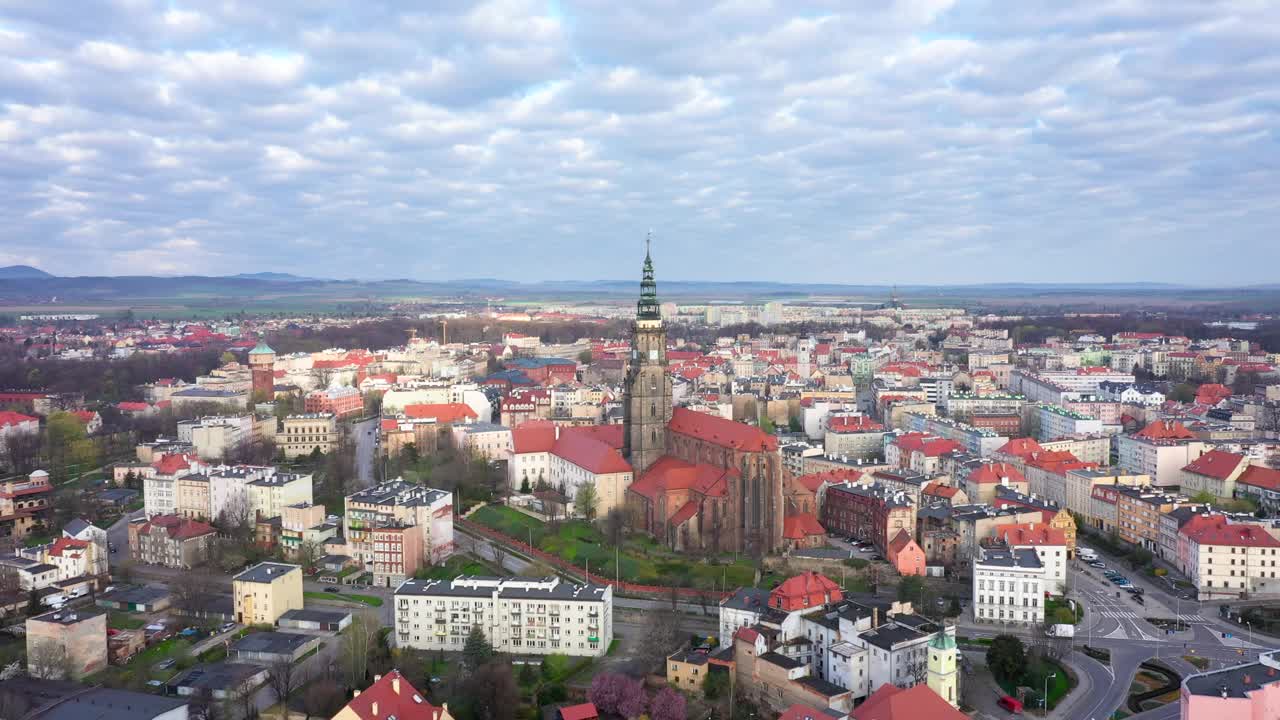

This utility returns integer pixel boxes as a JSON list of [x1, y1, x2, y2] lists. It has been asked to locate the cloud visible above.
[[0, 0, 1277, 283]]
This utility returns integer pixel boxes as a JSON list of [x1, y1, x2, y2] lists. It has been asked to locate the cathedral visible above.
[[622, 240, 784, 556]]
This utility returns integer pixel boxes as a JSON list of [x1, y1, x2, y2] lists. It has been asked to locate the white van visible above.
[[1078, 548, 1098, 561]]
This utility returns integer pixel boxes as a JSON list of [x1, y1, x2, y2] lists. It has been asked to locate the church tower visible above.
[[927, 627, 959, 708], [623, 234, 673, 476]]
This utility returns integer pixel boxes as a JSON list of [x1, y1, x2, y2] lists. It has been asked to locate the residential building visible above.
[[1115, 486, 1186, 552], [454, 422, 513, 462], [0, 469, 53, 543], [1036, 404, 1104, 441], [345, 480, 454, 569], [1179, 515, 1280, 599], [26, 608, 108, 680], [1178, 648, 1280, 720], [280, 502, 336, 559], [823, 415, 888, 460], [1180, 450, 1250, 499], [304, 385, 363, 419], [1235, 465, 1280, 515], [371, 523, 424, 588], [0, 410, 40, 469], [1116, 420, 1208, 486], [1065, 468, 1149, 520], [128, 515, 217, 568], [719, 586, 772, 648], [174, 475, 211, 521], [333, 669, 454, 720], [887, 531, 926, 577], [971, 547, 1045, 626], [247, 472, 313, 521], [232, 562, 304, 625], [393, 575, 613, 657], [177, 415, 255, 460], [62, 518, 108, 576], [962, 463, 1028, 505], [667, 647, 719, 694], [278, 413, 339, 458], [821, 482, 914, 554], [992, 523, 1068, 594], [0, 680, 188, 720]]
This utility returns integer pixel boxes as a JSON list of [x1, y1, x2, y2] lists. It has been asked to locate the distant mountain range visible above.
[[227, 272, 325, 282], [0, 265, 54, 279]]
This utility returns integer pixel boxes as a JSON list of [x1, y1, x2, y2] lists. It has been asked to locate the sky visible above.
[[0, 1, 1277, 284]]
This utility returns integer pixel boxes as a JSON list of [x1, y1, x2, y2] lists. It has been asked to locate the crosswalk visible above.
[[1094, 610, 1208, 623]]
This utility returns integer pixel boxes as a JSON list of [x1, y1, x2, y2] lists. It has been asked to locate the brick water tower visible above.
[[248, 340, 276, 401]]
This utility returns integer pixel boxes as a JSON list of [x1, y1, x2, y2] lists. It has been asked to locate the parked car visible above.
[[1132, 594, 1145, 605], [997, 695, 1024, 714], [220, 622, 236, 633], [324, 587, 341, 593], [155, 658, 176, 670], [1088, 561, 1106, 569]]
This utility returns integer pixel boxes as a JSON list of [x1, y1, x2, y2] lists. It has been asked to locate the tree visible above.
[[590, 673, 646, 718], [703, 668, 731, 699], [638, 604, 683, 673], [578, 350, 593, 364], [519, 477, 531, 494], [897, 576, 925, 603], [268, 656, 301, 711], [462, 626, 495, 671], [458, 662, 519, 720], [650, 686, 686, 720], [575, 483, 599, 522], [617, 676, 648, 719], [27, 639, 73, 679], [605, 508, 626, 547], [302, 678, 346, 719], [986, 634, 1026, 684], [220, 351, 237, 365], [295, 539, 322, 572], [1170, 383, 1197, 403], [341, 610, 380, 687]]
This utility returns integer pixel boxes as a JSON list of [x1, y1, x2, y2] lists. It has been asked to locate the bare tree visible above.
[[303, 678, 346, 719], [27, 639, 73, 680], [295, 539, 322, 570], [340, 610, 380, 687], [268, 656, 303, 712], [639, 601, 684, 673]]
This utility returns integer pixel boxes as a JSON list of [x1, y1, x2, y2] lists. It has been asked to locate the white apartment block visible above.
[[972, 548, 1046, 627], [1116, 435, 1207, 487], [1036, 404, 1103, 442], [143, 476, 177, 518], [393, 576, 612, 657], [345, 480, 455, 567]]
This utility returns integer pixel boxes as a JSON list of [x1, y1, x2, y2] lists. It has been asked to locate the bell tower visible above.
[[623, 233, 672, 476], [927, 626, 959, 708]]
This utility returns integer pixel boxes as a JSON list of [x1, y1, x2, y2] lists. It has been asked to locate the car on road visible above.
[[1132, 594, 1145, 605], [324, 587, 341, 593], [997, 695, 1024, 714], [155, 658, 176, 670], [858, 546, 874, 553], [870, 554, 885, 562], [220, 622, 236, 633], [1088, 561, 1106, 569]]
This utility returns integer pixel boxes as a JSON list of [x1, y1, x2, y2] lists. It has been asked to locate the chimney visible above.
[[393, 675, 401, 694], [353, 690, 361, 699], [372, 701, 379, 715]]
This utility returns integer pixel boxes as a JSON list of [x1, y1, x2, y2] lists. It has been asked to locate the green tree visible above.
[[220, 351, 237, 364], [788, 416, 803, 433], [463, 626, 495, 671], [1190, 490, 1217, 505], [577, 350, 593, 364], [703, 668, 731, 699], [759, 416, 775, 434], [519, 477, 531, 494], [897, 575, 925, 603], [575, 483, 599, 522], [1170, 383, 1197, 403], [986, 634, 1026, 684]]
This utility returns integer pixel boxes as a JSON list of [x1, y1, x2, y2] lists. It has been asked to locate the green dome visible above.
[[248, 341, 275, 355], [929, 631, 957, 651]]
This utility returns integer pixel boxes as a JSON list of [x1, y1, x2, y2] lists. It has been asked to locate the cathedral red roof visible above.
[[667, 407, 777, 452], [511, 420, 558, 454], [552, 431, 631, 475], [628, 456, 737, 500], [783, 513, 827, 540]]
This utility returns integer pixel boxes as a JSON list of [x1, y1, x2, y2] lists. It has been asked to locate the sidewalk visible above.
[[959, 649, 1094, 719]]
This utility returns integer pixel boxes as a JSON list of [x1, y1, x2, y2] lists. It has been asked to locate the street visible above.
[[352, 416, 377, 487]]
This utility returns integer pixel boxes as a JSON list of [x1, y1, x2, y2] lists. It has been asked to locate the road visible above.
[[352, 417, 377, 486], [106, 507, 145, 569]]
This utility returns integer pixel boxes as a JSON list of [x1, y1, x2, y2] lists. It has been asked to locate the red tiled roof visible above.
[[667, 407, 778, 451], [559, 703, 599, 720], [48, 537, 89, 557], [969, 463, 1026, 485], [116, 402, 151, 412], [511, 420, 557, 454], [0, 410, 37, 428], [139, 514, 216, 541], [779, 705, 831, 720], [1181, 515, 1280, 548], [628, 456, 736, 501], [1195, 383, 1232, 406], [769, 571, 842, 611], [403, 403, 477, 423], [792, 469, 865, 493], [1134, 420, 1196, 441], [923, 481, 960, 499], [341, 670, 446, 720], [153, 453, 196, 475], [668, 500, 700, 528], [1238, 465, 1280, 492], [887, 529, 918, 554], [851, 683, 967, 720], [571, 423, 624, 449], [995, 437, 1044, 458], [552, 431, 631, 475], [782, 513, 827, 540], [1181, 450, 1246, 480], [995, 523, 1066, 547], [734, 627, 761, 644], [827, 415, 885, 433]]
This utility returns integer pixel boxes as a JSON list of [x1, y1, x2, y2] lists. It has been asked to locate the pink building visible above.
[[1181, 649, 1280, 719], [887, 530, 926, 576]]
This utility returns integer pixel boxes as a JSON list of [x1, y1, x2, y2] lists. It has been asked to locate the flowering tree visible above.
[[617, 677, 648, 720], [590, 673, 626, 715], [649, 687, 686, 720]]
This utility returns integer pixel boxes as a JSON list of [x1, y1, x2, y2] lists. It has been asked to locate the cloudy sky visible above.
[[1, 1, 1277, 284]]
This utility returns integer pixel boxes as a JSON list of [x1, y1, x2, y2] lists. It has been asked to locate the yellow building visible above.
[[1049, 509, 1078, 557], [667, 648, 711, 694], [175, 474, 212, 521], [278, 413, 338, 459], [232, 562, 303, 625], [927, 629, 959, 709]]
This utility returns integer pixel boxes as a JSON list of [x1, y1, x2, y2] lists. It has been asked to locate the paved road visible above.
[[106, 508, 144, 569], [352, 416, 377, 487]]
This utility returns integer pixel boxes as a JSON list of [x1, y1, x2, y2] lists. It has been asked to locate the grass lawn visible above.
[[1046, 597, 1083, 625], [108, 611, 145, 630], [998, 656, 1072, 710], [304, 591, 383, 607], [1183, 654, 1209, 670], [418, 555, 500, 580], [472, 505, 757, 589]]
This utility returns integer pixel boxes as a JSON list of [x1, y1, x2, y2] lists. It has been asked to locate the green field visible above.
[[470, 505, 758, 589], [108, 611, 145, 630], [418, 555, 499, 580]]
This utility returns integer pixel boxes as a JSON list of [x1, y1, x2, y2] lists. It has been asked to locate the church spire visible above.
[[637, 230, 660, 320]]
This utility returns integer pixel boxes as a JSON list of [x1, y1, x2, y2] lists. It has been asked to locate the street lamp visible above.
[[1043, 672, 1056, 717]]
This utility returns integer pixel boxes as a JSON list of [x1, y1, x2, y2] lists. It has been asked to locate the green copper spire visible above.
[[637, 231, 660, 320]]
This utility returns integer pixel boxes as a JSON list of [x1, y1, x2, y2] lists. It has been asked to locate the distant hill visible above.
[[0, 265, 54, 279], [228, 272, 320, 282]]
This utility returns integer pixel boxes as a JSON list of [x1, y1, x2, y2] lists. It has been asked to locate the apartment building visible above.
[[971, 548, 1045, 627], [278, 413, 339, 458], [1065, 468, 1149, 520], [371, 523, 424, 588], [177, 415, 255, 460], [128, 514, 217, 568], [453, 422, 513, 462], [393, 575, 612, 657], [280, 502, 337, 559], [940, 393, 1025, 422], [247, 472, 313, 521], [1179, 649, 1280, 719], [961, 463, 1028, 505], [232, 562, 304, 625], [823, 415, 889, 460], [1036, 404, 1103, 442], [304, 386, 363, 419], [26, 608, 108, 680], [1116, 420, 1207, 486], [0, 470, 54, 543], [820, 482, 915, 554], [344, 480, 454, 569], [992, 523, 1067, 594], [1114, 486, 1186, 552], [1179, 515, 1280, 599]]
